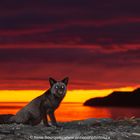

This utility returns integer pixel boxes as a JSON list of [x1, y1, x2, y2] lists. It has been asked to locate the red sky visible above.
[[0, 0, 140, 90]]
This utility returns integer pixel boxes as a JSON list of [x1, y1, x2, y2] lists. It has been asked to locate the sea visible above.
[[0, 102, 140, 122]]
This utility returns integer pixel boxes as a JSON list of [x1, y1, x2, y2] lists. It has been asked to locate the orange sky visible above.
[[0, 86, 135, 103]]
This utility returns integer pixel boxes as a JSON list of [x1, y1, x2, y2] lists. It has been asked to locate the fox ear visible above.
[[62, 77, 69, 86], [49, 77, 57, 87]]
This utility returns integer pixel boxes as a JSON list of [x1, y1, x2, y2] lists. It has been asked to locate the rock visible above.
[[59, 129, 81, 140], [0, 118, 140, 140]]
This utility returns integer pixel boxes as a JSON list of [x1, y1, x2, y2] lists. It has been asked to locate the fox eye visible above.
[[61, 85, 64, 89], [55, 86, 58, 89]]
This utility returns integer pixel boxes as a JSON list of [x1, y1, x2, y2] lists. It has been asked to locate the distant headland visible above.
[[84, 88, 140, 107]]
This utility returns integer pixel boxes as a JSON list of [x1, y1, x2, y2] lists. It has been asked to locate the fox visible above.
[[0, 77, 69, 127]]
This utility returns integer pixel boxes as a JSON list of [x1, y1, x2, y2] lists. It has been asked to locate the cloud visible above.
[[0, 48, 140, 89], [0, 22, 139, 46], [0, 0, 139, 46], [0, 47, 140, 65], [0, 0, 139, 89]]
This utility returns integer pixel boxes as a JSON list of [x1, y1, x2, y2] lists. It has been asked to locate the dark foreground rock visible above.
[[0, 118, 140, 140]]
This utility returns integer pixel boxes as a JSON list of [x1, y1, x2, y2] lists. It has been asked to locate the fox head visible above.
[[49, 77, 69, 98]]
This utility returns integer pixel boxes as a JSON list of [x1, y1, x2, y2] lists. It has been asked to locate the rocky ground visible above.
[[0, 118, 140, 140]]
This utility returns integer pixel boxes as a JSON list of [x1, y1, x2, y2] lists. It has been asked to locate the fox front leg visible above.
[[48, 111, 59, 127], [43, 115, 51, 127], [42, 110, 51, 127]]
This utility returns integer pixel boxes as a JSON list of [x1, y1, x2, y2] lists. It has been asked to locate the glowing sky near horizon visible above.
[[0, 87, 135, 103]]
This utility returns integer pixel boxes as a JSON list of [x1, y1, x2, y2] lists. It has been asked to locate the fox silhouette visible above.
[[0, 77, 69, 127]]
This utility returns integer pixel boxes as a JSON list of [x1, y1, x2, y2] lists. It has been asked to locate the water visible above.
[[0, 102, 140, 122]]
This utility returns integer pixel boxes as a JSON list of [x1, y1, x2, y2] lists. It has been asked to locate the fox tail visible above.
[[0, 114, 14, 124]]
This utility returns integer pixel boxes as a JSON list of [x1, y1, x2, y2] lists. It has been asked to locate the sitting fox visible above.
[[0, 77, 69, 127]]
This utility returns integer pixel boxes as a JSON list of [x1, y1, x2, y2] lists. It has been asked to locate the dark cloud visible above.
[[0, 0, 139, 45], [0, 48, 140, 66], [0, 48, 140, 89], [0, 22, 139, 45], [0, 0, 139, 89]]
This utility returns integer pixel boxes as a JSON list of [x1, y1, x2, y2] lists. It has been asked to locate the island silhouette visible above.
[[84, 88, 140, 107]]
